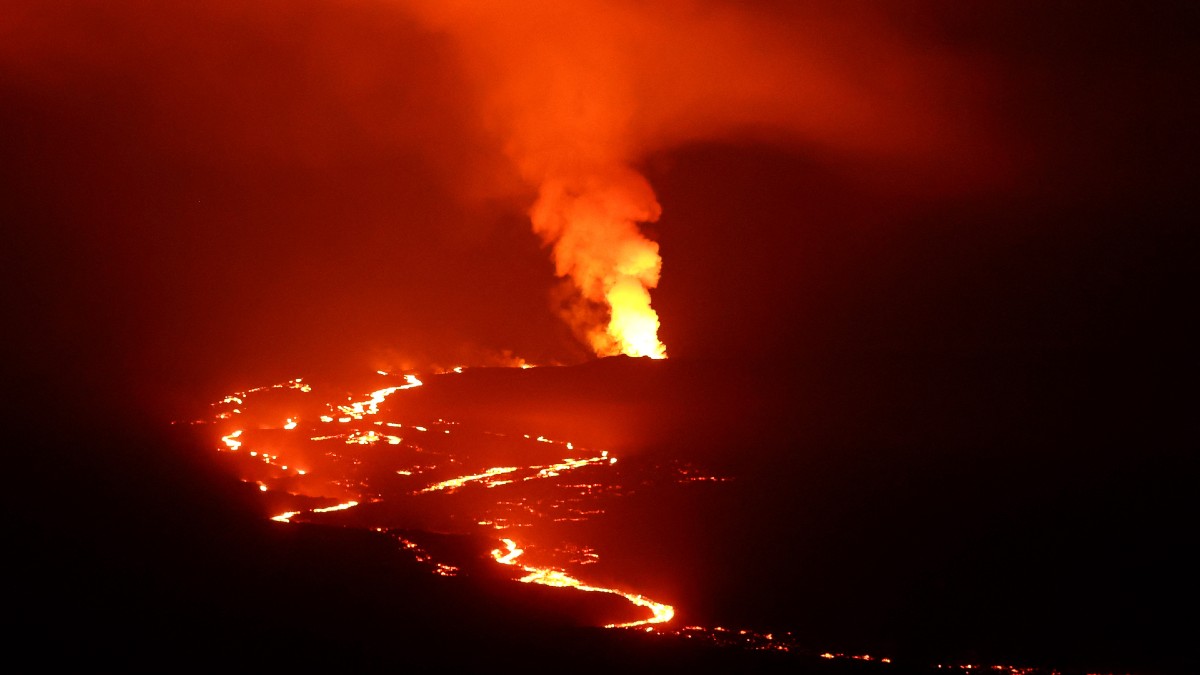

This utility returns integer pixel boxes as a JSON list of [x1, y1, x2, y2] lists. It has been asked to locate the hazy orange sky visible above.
[[2, 1, 1193, 417]]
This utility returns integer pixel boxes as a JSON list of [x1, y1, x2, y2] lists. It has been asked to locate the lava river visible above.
[[191, 368, 689, 629], [182, 367, 1055, 671]]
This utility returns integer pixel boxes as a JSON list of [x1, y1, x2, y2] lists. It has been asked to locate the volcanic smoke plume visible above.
[[401, 1, 678, 359], [532, 168, 665, 358], [400, 0, 998, 360]]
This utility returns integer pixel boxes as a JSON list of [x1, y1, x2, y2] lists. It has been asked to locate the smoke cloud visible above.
[[397, 0, 1004, 358], [0, 0, 1022, 409]]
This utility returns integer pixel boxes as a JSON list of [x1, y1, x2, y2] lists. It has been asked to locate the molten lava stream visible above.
[[205, 372, 675, 631], [490, 538, 674, 629]]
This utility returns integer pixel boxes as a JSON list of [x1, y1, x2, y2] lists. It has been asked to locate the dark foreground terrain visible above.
[[9, 352, 1194, 674]]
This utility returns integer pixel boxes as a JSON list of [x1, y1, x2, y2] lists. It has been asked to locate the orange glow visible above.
[[415, 450, 612, 494], [312, 500, 359, 513], [491, 538, 674, 628], [337, 377, 422, 420], [344, 430, 403, 445], [394, 0, 1010, 359], [417, 466, 520, 494], [220, 429, 243, 451], [494, 538, 524, 564], [526, 454, 611, 479], [530, 171, 668, 359], [199, 373, 688, 634], [192, 372, 950, 659]]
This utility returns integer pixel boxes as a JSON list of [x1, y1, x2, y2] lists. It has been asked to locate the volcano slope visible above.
[[10, 352, 1192, 674]]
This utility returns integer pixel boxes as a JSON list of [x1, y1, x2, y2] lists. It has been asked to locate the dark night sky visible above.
[[3, 3, 1197, 669]]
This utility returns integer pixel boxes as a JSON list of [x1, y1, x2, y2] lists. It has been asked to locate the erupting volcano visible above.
[[7, 1, 1193, 673]]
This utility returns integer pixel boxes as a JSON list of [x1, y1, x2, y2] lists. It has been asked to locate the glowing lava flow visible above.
[[188, 369, 1069, 669], [491, 538, 674, 629], [271, 500, 358, 523], [199, 369, 677, 633], [338, 374, 423, 419], [221, 429, 243, 451], [416, 452, 616, 494], [312, 500, 359, 513], [417, 466, 521, 493]]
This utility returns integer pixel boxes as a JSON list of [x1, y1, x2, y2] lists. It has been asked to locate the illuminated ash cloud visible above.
[[532, 167, 665, 358], [399, 1, 677, 359], [397, 0, 1003, 360]]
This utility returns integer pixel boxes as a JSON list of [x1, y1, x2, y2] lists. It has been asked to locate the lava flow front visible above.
[[491, 538, 674, 628]]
